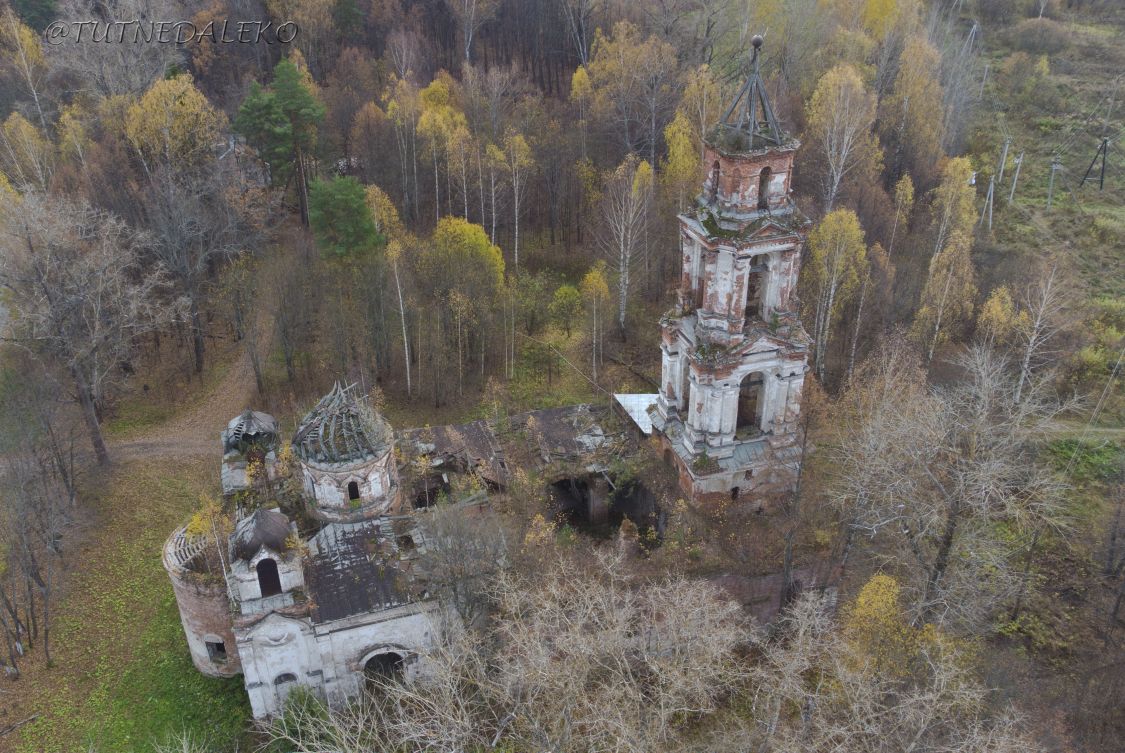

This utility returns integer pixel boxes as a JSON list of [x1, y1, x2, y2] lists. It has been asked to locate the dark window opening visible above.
[[757, 167, 772, 210], [206, 640, 226, 663], [347, 480, 360, 500], [257, 558, 282, 598], [663, 449, 674, 467], [737, 373, 764, 437], [731, 486, 740, 500], [397, 534, 416, 551], [275, 672, 297, 685], [745, 270, 762, 320]]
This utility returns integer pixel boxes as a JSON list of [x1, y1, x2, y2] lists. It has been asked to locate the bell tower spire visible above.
[[717, 35, 785, 149], [651, 35, 811, 508]]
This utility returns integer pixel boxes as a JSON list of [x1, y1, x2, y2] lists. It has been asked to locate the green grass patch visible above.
[[1046, 438, 1123, 485], [14, 460, 251, 753]]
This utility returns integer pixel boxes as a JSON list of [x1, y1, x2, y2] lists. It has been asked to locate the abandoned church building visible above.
[[163, 388, 449, 718], [646, 36, 810, 504], [163, 40, 816, 718], [163, 386, 648, 717]]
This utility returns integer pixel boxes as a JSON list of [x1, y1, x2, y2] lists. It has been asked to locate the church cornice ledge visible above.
[[233, 600, 311, 630], [704, 132, 801, 160]]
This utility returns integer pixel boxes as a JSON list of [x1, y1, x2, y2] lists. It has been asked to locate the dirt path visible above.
[[108, 249, 286, 463]]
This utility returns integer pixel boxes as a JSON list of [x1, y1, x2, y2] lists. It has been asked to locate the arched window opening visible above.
[[709, 161, 720, 203], [364, 652, 405, 692], [257, 558, 282, 598], [737, 373, 764, 437], [745, 264, 763, 320], [663, 449, 674, 468], [347, 480, 360, 500], [274, 672, 297, 685], [731, 486, 740, 500], [757, 167, 772, 210]]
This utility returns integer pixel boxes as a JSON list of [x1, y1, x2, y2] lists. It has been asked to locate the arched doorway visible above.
[[347, 480, 360, 500], [737, 373, 764, 437], [757, 167, 772, 210], [256, 558, 282, 597], [364, 651, 405, 691]]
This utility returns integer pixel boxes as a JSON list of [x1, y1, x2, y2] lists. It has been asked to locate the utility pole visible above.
[[1080, 137, 1110, 190], [997, 137, 1011, 183], [1047, 157, 1061, 208], [979, 63, 990, 98], [979, 175, 994, 231], [1007, 151, 1024, 205]]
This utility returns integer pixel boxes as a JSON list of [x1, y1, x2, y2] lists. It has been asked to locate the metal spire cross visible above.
[[717, 35, 785, 148]]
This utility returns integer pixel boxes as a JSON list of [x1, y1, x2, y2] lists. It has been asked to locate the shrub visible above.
[[1009, 18, 1069, 54]]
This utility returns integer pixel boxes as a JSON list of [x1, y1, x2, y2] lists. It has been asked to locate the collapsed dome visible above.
[[293, 383, 392, 467], [223, 410, 279, 455], [231, 508, 292, 561]]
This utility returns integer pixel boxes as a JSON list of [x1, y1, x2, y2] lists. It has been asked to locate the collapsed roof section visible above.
[[223, 410, 279, 455], [293, 382, 393, 466]]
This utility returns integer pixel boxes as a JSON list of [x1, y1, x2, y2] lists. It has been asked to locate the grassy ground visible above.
[[5, 458, 250, 753]]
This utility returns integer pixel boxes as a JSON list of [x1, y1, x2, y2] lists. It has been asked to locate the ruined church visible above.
[[164, 39, 813, 717]]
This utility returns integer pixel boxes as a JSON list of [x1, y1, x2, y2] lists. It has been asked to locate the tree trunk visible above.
[[190, 296, 205, 374], [72, 367, 109, 465]]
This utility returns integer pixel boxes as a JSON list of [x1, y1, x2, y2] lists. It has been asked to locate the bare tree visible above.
[[263, 552, 751, 753], [419, 504, 509, 628], [828, 342, 1069, 630], [138, 164, 259, 374], [46, 0, 184, 98], [0, 194, 181, 464], [1013, 261, 1068, 404], [445, 0, 499, 64], [751, 592, 1041, 753]]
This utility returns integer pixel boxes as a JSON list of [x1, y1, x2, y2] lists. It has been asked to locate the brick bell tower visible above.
[[652, 36, 811, 506]]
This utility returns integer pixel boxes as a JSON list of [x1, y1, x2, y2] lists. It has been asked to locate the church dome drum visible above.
[[292, 383, 401, 521]]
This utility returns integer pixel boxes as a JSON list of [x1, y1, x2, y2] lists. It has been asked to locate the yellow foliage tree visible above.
[[803, 209, 867, 381], [880, 35, 944, 186], [977, 286, 1027, 345], [0, 8, 48, 129], [805, 63, 881, 211], [581, 261, 610, 381], [662, 111, 697, 211], [0, 112, 51, 191], [862, 0, 900, 38], [125, 74, 226, 168], [912, 231, 976, 362]]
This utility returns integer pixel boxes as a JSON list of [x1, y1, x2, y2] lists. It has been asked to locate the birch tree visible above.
[[599, 155, 653, 338], [0, 8, 49, 130], [581, 262, 610, 381], [494, 130, 532, 271], [802, 209, 867, 382], [887, 172, 914, 256], [912, 230, 976, 362], [805, 64, 880, 212]]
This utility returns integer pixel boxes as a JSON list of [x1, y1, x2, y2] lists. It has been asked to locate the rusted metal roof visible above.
[[305, 520, 412, 623]]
